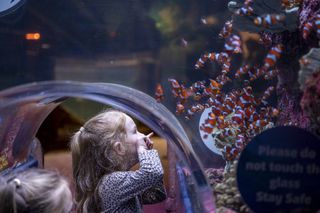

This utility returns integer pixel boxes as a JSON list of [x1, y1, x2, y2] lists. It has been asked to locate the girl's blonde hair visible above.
[[0, 169, 72, 213], [70, 109, 127, 212]]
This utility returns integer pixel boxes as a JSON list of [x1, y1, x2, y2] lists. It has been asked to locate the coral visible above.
[[205, 167, 224, 187], [213, 161, 250, 213], [300, 71, 320, 138], [298, 47, 320, 90], [299, 46, 320, 138], [0, 154, 8, 171]]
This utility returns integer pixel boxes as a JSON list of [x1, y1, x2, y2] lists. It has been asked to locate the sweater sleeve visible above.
[[99, 150, 164, 206], [141, 179, 167, 204]]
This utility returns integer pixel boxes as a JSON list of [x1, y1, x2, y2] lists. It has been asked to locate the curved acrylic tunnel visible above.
[[0, 80, 215, 212]]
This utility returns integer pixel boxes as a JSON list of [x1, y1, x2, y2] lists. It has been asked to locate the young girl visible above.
[[0, 169, 73, 213], [70, 109, 166, 212]]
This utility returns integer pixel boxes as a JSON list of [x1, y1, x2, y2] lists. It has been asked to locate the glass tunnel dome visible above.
[[0, 80, 215, 212]]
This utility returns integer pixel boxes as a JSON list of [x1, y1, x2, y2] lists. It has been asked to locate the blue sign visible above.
[[237, 126, 320, 213]]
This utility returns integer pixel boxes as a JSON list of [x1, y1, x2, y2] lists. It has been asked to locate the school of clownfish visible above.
[[154, 0, 319, 162]]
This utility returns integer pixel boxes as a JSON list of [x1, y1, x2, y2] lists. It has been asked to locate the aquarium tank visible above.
[[0, 0, 320, 212]]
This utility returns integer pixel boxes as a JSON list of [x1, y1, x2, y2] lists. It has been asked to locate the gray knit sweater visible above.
[[98, 150, 166, 213]]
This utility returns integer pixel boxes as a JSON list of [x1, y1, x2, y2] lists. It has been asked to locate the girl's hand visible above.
[[137, 132, 154, 153], [144, 132, 154, 150]]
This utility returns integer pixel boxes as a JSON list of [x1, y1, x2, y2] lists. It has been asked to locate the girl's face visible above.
[[123, 115, 145, 163]]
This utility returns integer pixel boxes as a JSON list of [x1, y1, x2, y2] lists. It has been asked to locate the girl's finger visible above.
[[146, 132, 154, 138]]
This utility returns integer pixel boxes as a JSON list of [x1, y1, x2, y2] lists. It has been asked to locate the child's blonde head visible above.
[[0, 169, 73, 213], [70, 109, 128, 212]]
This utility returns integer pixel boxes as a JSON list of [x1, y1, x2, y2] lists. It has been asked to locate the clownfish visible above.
[[235, 134, 246, 150], [200, 124, 214, 134], [168, 78, 180, 89], [249, 68, 265, 81], [315, 14, 320, 38], [155, 83, 164, 102], [236, 6, 254, 16], [221, 61, 231, 74], [254, 14, 285, 28], [281, 0, 302, 9], [168, 78, 181, 97], [213, 52, 230, 65], [263, 44, 283, 69], [299, 58, 310, 66], [264, 69, 279, 80], [209, 79, 222, 91], [252, 119, 268, 129], [302, 22, 313, 40], [216, 74, 231, 86], [232, 109, 245, 125], [224, 34, 242, 54], [195, 55, 208, 69], [211, 105, 222, 117], [224, 146, 239, 161], [244, 0, 254, 6], [179, 86, 191, 100], [176, 103, 185, 114], [196, 103, 205, 112], [206, 112, 217, 126], [235, 65, 250, 78], [262, 86, 275, 100], [219, 20, 233, 39]]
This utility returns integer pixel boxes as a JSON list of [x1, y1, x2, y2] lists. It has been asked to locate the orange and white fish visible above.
[[236, 6, 254, 16], [219, 20, 233, 39], [176, 103, 185, 114], [302, 21, 314, 40], [281, 0, 302, 9], [232, 109, 245, 125], [263, 44, 283, 69], [179, 86, 191, 100], [224, 34, 242, 54], [252, 119, 268, 129], [249, 67, 265, 81], [264, 69, 279, 80], [206, 112, 217, 126], [200, 123, 214, 134], [224, 146, 239, 161], [195, 54, 208, 69], [254, 14, 285, 28], [235, 64, 250, 78], [271, 108, 280, 117], [235, 134, 245, 149], [168, 78, 181, 97], [221, 61, 231, 74], [168, 78, 180, 89], [155, 83, 164, 102], [299, 58, 310, 66], [262, 86, 275, 100], [215, 52, 230, 64], [244, 0, 254, 6], [216, 74, 231, 86], [315, 14, 320, 38], [209, 79, 222, 91], [196, 103, 205, 112]]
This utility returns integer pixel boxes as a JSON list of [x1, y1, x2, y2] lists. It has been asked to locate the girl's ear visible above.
[[113, 141, 126, 156]]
